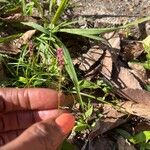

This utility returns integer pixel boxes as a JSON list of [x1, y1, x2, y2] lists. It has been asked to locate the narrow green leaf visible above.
[[120, 16, 150, 28], [53, 35, 84, 110], [51, 0, 69, 25], [59, 27, 117, 35], [116, 129, 132, 139], [0, 33, 22, 43], [21, 22, 49, 34]]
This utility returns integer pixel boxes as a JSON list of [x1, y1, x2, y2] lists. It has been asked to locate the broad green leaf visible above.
[[21, 22, 49, 34], [85, 105, 93, 118], [143, 35, 150, 53], [74, 123, 89, 132], [129, 131, 150, 144], [18, 77, 28, 84]]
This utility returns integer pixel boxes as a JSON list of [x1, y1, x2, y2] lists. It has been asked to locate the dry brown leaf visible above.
[[0, 30, 36, 55], [117, 136, 136, 150], [89, 104, 127, 139], [0, 13, 38, 23], [121, 39, 144, 61], [121, 88, 150, 105], [120, 101, 150, 120], [0, 42, 20, 54], [74, 45, 104, 72], [128, 62, 147, 83], [104, 32, 121, 50], [115, 66, 143, 89], [100, 49, 113, 80], [16, 30, 36, 47]]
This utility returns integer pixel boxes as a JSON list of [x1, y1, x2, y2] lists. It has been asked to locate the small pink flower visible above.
[[56, 48, 64, 70]]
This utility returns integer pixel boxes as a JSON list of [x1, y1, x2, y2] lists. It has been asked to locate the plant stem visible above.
[[51, 0, 69, 25]]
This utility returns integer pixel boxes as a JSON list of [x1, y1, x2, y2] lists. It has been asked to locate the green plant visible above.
[[117, 129, 150, 150], [142, 35, 150, 69]]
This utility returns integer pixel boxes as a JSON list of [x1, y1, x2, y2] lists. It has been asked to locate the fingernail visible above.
[[55, 113, 75, 135]]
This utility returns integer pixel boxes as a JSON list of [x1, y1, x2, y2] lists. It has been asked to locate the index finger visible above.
[[0, 88, 73, 113]]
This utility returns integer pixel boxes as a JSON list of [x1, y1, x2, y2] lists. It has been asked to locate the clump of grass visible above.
[[1, 1, 150, 145]]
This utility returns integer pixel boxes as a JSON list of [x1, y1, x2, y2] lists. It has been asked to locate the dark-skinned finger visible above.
[[1, 113, 75, 150], [0, 130, 24, 147], [0, 109, 66, 133], [0, 88, 73, 113]]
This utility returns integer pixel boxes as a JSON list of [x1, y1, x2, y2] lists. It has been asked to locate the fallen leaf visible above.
[[114, 66, 143, 89], [0, 41, 20, 54], [121, 39, 144, 61], [82, 136, 115, 150], [89, 104, 128, 139], [119, 101, 150, 120], [75, 45, 104, 72], [128, 62, 147, 83], [104, 32, 121, 50], [121, 88, 150, 105], [16, 30, 36, 47], [0, 13, 38, 23]]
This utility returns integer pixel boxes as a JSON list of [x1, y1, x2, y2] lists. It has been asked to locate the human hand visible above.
[[0, 88, 75, 150]]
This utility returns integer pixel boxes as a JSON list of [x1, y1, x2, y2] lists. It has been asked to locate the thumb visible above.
[[1, 113, 75, 150]]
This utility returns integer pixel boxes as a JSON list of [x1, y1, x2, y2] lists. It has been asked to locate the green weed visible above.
[[117, 129, 150, 150]]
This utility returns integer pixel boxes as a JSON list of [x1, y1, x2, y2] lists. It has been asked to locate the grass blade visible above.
[[59, 27, 117, 35], [51, 0, 69, 25], [53, 35, 84, 110], [32, 0, 43, 17], [0, 33, 22, 43], [21, 22, 49, 34], [120, 16, 150, 28]]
